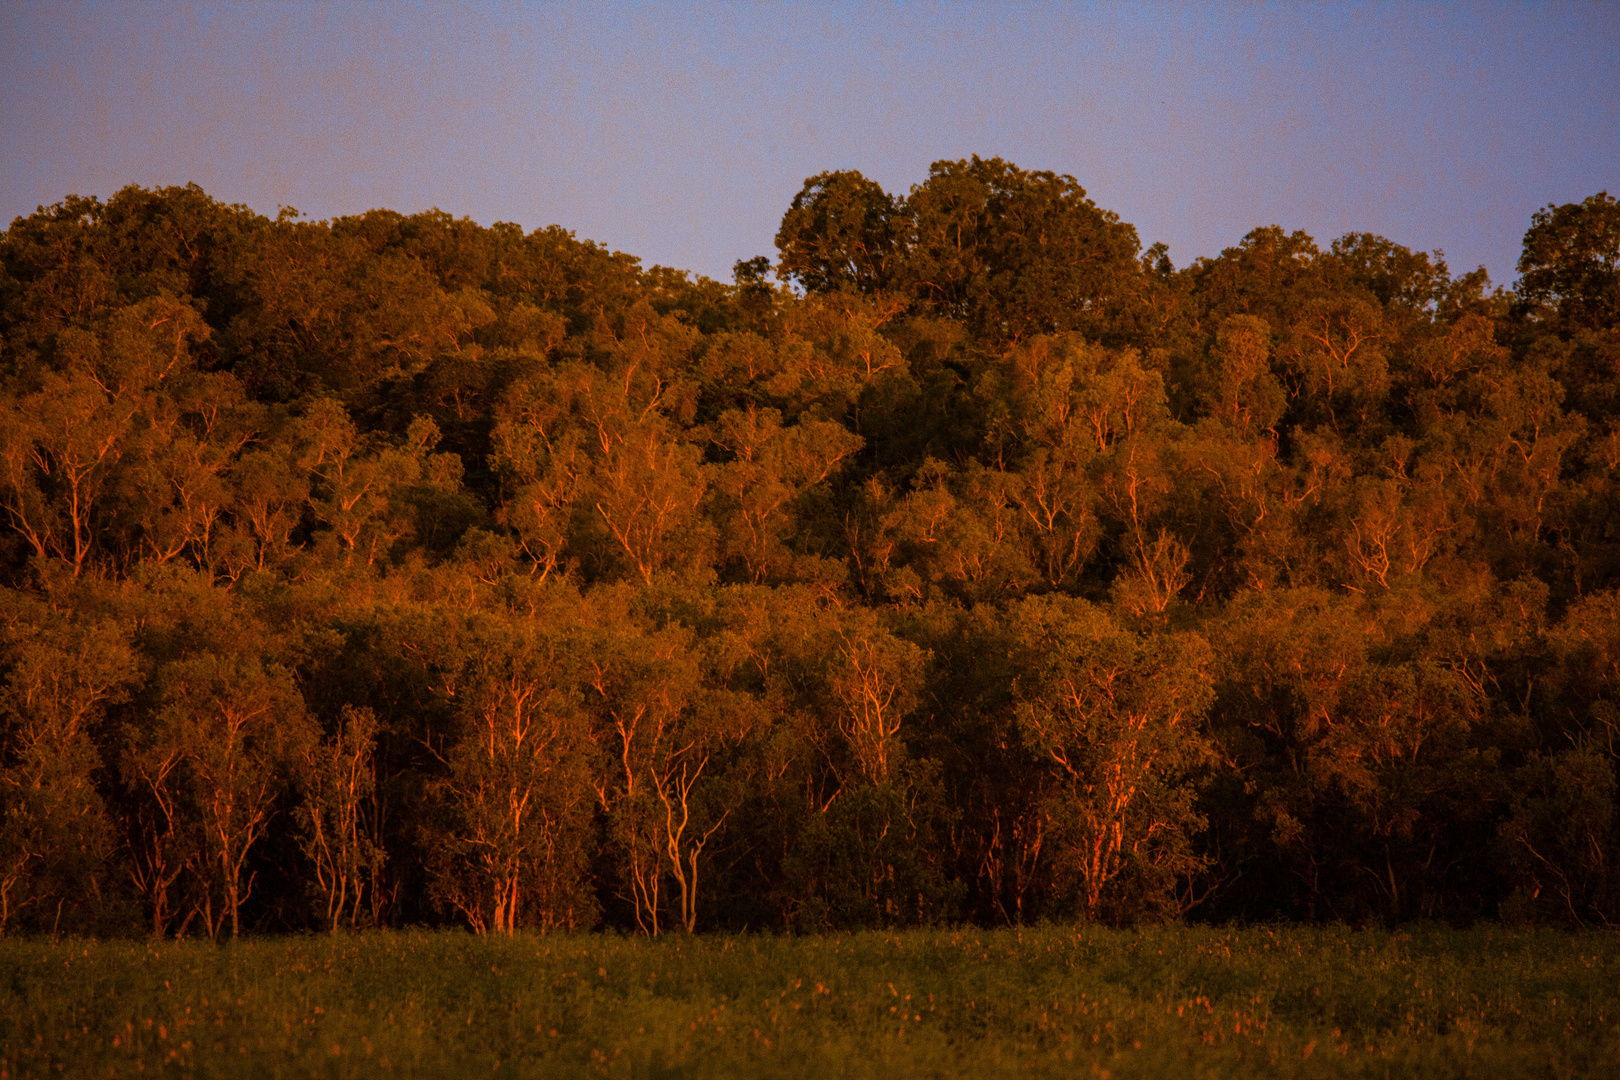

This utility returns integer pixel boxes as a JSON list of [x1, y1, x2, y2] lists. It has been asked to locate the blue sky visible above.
[[3, 1, 1615, 288]]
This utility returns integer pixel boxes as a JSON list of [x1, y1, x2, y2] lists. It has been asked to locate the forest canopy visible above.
[[1, 163, 1617, 937]]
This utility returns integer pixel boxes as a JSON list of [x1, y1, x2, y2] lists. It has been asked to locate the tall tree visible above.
[[1516, 192, 1620, 334], [0, 605, 136, 933], [1007, 596, 1214, 921], [130, 654, 313, 938], [425, 610, 598, 935], [900, 156, 1142, 347], [774, 170, 905, 297]]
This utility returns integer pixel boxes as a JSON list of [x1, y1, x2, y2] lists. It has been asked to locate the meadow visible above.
[[2, 924, 1617, 1079]]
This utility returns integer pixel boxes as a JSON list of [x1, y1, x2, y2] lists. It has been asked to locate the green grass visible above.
[[2, 924, 1617, 1078]]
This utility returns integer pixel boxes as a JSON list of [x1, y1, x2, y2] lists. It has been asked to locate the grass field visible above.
[[2, 924, 1617, 1078]]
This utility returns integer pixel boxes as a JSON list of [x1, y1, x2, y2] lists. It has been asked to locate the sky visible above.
[[2, 1, 1616, 290]]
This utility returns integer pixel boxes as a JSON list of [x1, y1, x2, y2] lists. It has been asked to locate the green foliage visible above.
[[0, 604, 137, 933], [775, 170, 905, 297], [0, 171, 1617, 936], [295, 705, 387, 933], [1516, 191, 1620, 333], [1007, 596, 1215, 921], [777, 157, 1142, 348], [423, 611, 598, 935]]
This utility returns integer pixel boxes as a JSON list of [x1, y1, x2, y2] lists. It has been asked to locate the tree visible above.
[[1516, 191, 1620, 333], [708, 405, 861, 582], [1194, 315, 1286, 434], [425, 609, 597, 935], [295, 705, 386, 933], [218, 210, 495, 403], [1512, 192, 1620, 444], [494, 355, 713, 586], [1203, 586, 1494, 922], [302, 405, 461, 570], [0, 296, 213, 579], [825, 609, 928, 788], [1008, 596, 1214, 921], [1279, 293, 1390, 434], [774, 158, 1143, 348], [0, 606, 136, 933], [878, 459, 1038, 602], [1186, 226, 1326, 331], [143, 654, 313, 938], [112, 370, 252, 573], [1497, 748, 1616, 926], [10, 172, 1620, 934], [582, 600, 749, 935], [900, 157, 1141, 347], [984, 334, 1180, 597], [774, 170, 905, 296]]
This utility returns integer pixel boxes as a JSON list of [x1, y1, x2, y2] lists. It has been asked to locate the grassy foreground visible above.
[[2, 925, 1617, 1078]]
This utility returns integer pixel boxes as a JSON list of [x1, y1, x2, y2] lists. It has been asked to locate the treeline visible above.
[[0, 161, 1617, 938]]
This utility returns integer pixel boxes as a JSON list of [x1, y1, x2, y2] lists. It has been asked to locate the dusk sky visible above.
[[3, 1, 1616, 289]]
